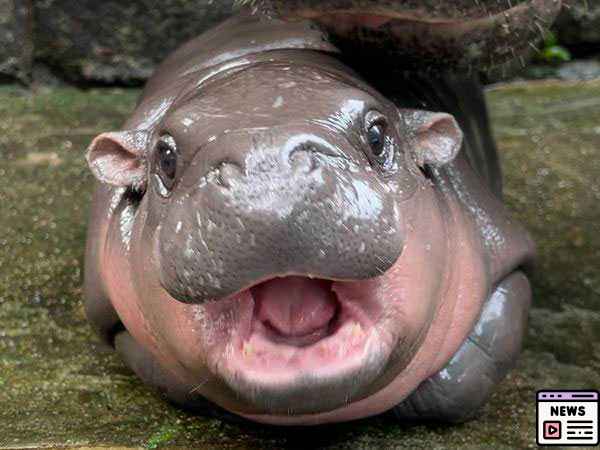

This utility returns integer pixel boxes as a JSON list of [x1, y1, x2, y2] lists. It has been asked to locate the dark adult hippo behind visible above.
[[246, 0, 563, 75], [84, 11, 537, 425]]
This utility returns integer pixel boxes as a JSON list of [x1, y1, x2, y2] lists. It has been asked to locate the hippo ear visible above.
[[406, 111, 464, 168], [86, 131, 150, 190]]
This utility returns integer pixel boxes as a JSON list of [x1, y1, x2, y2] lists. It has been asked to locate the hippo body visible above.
[[84, 12, 535, 425]]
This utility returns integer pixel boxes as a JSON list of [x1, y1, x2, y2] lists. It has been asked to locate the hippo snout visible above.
[[189, 128, 337, 193], [157, 128, 405, 304]]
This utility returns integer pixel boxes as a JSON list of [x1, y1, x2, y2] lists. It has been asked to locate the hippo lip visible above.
[[288, 10, 452, 25], [275, 0, 542, 23], [282, 8, 500, 25], [294, 6, 538, 34]]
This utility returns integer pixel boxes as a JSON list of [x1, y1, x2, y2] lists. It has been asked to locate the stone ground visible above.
[[0, 80, 599, 449]]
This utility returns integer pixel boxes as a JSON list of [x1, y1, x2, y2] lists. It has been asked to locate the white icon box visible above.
[[537, 390, 599, 446]]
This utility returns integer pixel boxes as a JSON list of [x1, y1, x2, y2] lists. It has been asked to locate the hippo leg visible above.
[[391, 271, 531, 423]]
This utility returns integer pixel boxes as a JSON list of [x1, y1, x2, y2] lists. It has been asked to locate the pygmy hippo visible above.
[[84, 12, 535, 425]]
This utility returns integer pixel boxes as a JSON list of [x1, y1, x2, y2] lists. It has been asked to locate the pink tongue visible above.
[[253, 277, 337, 337]]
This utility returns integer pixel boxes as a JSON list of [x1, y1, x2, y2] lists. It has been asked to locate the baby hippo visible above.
[[84, 13, 534, 425]]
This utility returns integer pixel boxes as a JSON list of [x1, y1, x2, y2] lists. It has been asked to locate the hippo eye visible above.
[[155, 134, 178, 193], [365, 111, 392, 168], [367, 123, 385, 157]]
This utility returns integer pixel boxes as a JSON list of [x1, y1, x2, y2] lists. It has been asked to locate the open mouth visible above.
[[252, 277, 340, 347], [208, 274, 395, 411], [233, 275, 383, 371], [205, 274, 396, 413]]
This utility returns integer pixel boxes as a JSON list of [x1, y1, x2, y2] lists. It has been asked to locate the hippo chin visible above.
[[84, 13, 535, 425]]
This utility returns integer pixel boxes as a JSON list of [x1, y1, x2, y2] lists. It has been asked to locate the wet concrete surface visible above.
[[0, 80, 598, 448]]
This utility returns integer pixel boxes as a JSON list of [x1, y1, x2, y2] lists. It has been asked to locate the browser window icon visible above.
[[537, 390, 599, 446]]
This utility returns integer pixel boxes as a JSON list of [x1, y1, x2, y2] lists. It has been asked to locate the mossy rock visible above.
[[3, 1, 600, 85], [556, 0, 600, 55], [33, 0, 235, 84], [0, 0, 17, 78]]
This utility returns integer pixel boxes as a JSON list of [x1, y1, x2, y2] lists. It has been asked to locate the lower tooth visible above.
[[352, 322, 363, 338], [242, 342, 253, 357]]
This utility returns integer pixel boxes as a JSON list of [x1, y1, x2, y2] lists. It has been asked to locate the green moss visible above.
[[536, 31, 572, 64], [145, 424, 183, 449], [488, 79, 600, 314], [0, 82, 598, 448], [528, 307, 600, 368]]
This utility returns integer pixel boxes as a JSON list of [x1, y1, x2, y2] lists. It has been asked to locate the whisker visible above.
[[189, 378, 210, 394]]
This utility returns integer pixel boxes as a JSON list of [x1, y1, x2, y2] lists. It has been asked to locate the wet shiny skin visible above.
[[84, 13, 535, 424]]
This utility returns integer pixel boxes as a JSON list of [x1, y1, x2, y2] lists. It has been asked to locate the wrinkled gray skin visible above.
[[249, 0, 563, 76], [84, 6, 540, 425]]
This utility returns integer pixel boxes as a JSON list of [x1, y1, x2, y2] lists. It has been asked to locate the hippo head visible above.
[[86, 60, 467, 418], [249, 0, 563, 74]]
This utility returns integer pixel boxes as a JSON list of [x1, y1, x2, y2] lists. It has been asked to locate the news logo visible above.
[[537, 390, 599, 446]]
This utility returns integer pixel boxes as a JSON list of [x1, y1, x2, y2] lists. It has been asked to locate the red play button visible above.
[[543, 421, 562, 439]]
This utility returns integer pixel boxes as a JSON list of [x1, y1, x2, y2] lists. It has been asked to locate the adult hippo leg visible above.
[[392, 271, 531, 422]]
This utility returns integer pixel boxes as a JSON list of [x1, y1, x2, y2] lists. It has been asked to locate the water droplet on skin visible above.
[[272, 96, 284, 108]]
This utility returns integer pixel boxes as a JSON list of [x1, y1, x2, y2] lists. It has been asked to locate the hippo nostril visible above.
[[289, 148, 317, 174]]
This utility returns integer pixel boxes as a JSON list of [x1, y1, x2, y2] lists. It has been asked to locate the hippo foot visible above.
[[391, 271, 532, 423]]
